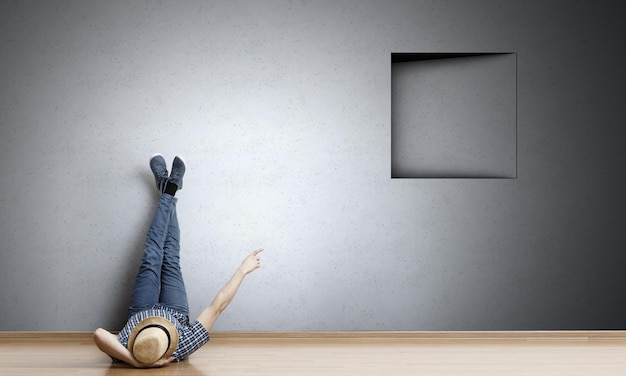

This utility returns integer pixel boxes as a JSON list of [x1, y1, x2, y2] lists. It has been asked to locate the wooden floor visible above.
[[1, 331, 626, 375]]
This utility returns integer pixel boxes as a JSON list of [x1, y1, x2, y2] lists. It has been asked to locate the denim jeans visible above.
[[128, 194, 189, 318]]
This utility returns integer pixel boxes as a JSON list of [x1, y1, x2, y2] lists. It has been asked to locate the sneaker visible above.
[[169, 156, 186, 190], [149, 154, 169, 193]]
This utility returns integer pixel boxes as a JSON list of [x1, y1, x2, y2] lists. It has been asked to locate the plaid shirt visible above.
[[115, 304, 210, 363]]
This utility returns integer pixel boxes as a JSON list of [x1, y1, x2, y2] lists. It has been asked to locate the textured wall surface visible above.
[[1, 0, 624, 331]]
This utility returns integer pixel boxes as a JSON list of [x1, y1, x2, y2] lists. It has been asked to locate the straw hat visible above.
[[127, 316, 179, 364]]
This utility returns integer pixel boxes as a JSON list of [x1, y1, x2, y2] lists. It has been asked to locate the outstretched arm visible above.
[[196, 248, 263, 331]]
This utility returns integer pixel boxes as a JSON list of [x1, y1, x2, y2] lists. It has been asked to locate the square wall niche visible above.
[[391, 53, 517, 179]]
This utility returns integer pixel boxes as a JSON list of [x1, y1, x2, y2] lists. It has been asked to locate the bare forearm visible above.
[[197, 268, 247, 330], [93, 328, 139, 367], [196, 249, 263, 331], [93, 328, 173, 368], [212, 267, 247, 313]]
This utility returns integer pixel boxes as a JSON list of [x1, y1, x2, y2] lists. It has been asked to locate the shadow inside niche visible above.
[[391, 52, 517, 179]]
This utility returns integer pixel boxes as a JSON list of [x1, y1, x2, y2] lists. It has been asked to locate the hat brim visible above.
[[127, 316, 179, 363]]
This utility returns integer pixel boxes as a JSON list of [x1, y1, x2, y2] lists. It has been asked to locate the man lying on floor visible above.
[[93, 154, 263, 368]]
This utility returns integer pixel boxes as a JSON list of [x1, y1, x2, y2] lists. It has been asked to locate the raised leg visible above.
[[158, 205, 190, 317], [128, 194, 177, 317]]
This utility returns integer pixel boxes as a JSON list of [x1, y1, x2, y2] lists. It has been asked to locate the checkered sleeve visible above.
[[172, 320, 210, 361]]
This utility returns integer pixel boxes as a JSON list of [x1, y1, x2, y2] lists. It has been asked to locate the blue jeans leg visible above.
[[159, 204, 190, 317], [128, 194, 187, 316]]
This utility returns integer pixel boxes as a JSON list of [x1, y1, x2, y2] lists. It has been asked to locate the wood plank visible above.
[[1, 332, 625, 375]]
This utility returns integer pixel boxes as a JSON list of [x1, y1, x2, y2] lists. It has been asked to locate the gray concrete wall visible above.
[[1, 0, 624, 331]]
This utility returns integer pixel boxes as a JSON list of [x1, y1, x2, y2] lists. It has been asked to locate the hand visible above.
[[133, 356, 175, 368], [239, 248, 263, 275]]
